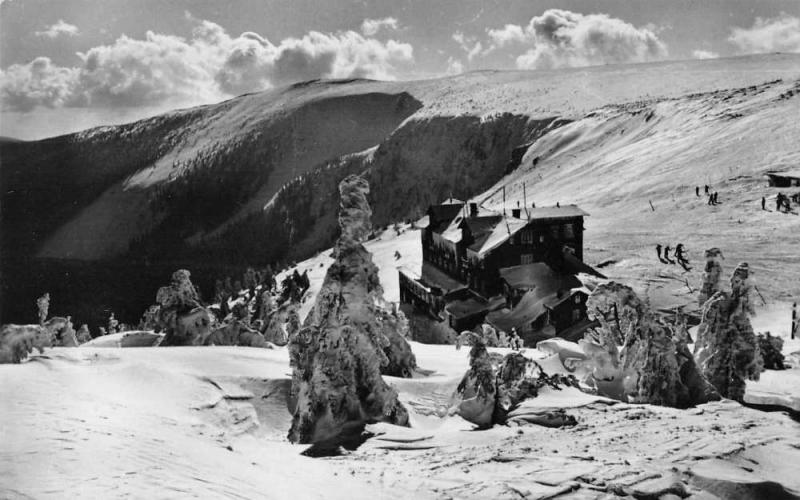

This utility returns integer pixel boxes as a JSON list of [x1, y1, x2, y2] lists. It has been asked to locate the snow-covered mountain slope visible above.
[[2, 341, 799, 499], [478, 77, 800, 304], [2, 54, 799, 327]]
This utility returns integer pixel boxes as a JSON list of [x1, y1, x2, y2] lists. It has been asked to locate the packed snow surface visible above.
[[2, 335, 798, 498]]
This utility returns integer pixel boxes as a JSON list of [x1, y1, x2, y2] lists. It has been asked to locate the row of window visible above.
[[514, 223, 578, 245]]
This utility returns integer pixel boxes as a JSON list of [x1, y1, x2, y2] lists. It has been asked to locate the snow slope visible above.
[[2, 341, 799, 499], [479, 77, 800, 305]]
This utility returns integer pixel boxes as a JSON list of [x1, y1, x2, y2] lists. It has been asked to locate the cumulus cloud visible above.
[[486, 9, 667, 70], [1, 19, 414, 112], [728, 14, 800, 54], [360, 17, 399, 36], [0, 57, 78, 111], [692, 49, 719, 60], [35, 19, 79, 38], [487, 24, 526, 47]]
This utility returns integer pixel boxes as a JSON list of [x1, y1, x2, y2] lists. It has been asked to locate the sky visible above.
[[1, 0, 799, 140]]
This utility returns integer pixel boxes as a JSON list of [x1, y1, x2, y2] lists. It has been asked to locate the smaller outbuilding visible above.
[[765, 170, 800, 187]]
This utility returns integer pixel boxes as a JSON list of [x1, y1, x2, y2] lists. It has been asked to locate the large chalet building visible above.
[[399, 198, 603, 344]]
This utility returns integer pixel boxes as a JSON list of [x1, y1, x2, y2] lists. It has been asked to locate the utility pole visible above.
[[523, 182, 529, 219]]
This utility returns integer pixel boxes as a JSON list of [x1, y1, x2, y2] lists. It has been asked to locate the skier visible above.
[[656, 244, 664, 263], [663, 245, 675, 264], [394, 250, 402, 260], [707, 193, 714, 206], [761, 196, 766, 210], [675, 244, 691, 271], [695, 186, 700, 197], [704, 185, 710, 194], [713, 192, 719, 204]]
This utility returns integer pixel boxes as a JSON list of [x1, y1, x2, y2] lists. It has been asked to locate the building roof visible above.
[[499, 263, 581, 291], [486, 289, 552, 333], [765, 170, 800, 179], [420, 262, 467, 293], [445, 293, 490, 319], [525, 205, 589, 220], [441, 197, 464, 205], [428, 204, 465, 235], [472, 216, 529, 256], [429, 200, 589, 257]]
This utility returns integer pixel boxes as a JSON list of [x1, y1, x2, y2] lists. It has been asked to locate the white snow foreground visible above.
[[2, 341, 800, 499]]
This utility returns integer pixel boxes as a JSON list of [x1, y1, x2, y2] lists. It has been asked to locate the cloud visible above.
[[0, 57, 78, 111], [360, 17, 399, 36], [445, 57, 464, 75], [1, 19, 414, 112], [452, 31, 484, 61], [35, 19, 79, 38], [728, 14, 800, 54], [486, 9, 667, 70], [487, 24, 526, 47], [692, 49, 719, 60]]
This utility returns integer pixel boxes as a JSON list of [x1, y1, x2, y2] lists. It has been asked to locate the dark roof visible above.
[[461, 215, 503, 235], [428, 204, 464, 233]]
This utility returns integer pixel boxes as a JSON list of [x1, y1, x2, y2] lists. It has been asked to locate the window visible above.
[[521, 229, 534, 244], [563, 223, 575, 239], [521, 253, 534, 264]]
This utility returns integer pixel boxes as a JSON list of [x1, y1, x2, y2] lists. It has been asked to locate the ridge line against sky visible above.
[[1, 0, 799, 139]]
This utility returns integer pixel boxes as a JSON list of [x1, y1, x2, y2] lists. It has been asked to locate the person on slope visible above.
[[663, 245, 675, 264], [675, 244, 691, 271], [656, 244, 664, 263]]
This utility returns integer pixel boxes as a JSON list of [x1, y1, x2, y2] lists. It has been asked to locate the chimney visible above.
[[511, 208, 521, 218], [469, 203, 478, 217]]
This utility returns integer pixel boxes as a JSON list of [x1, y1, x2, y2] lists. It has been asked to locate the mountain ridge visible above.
[[2, 53, 799, 326]]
